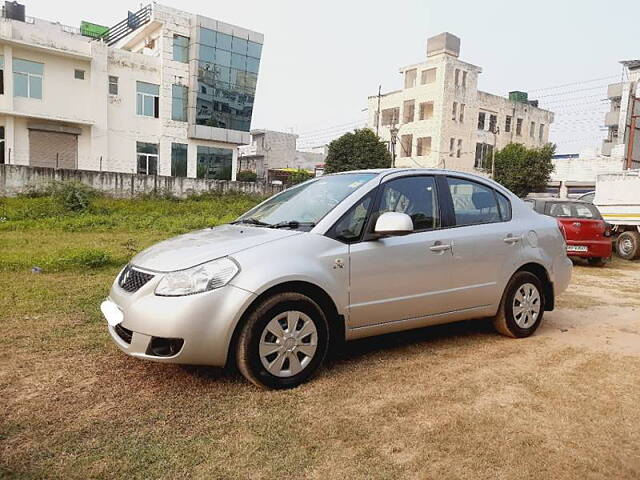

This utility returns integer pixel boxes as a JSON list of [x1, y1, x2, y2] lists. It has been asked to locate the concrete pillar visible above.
[[231, 148, 237, 181]]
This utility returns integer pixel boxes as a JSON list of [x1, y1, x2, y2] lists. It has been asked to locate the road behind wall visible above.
[[0, 165, 284, 198]]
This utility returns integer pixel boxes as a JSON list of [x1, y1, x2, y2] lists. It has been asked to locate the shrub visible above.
[[46, 181, 101, 212], [236, 170, 258, 182], [288, 169, 314, 185]]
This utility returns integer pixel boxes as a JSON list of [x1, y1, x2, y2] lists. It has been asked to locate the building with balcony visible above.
[[367, 33, 554, 173], [0, 1, 263, 180], [602, 60, 640, 169]]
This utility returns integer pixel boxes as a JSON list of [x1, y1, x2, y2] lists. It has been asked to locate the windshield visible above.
[[236, 173, 376, 228]]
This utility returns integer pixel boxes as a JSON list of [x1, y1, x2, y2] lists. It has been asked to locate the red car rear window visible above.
[[544, 202, 602, 220]]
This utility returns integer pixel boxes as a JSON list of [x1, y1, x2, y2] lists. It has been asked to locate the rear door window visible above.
[[574, 203, 600, 219], [447, 177, 501, 226]]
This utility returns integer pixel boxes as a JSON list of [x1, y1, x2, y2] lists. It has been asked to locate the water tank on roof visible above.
[[4, 1, 25, 22]]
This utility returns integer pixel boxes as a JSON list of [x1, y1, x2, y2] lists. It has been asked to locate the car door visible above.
[[441, 176, 524, 311], [347, 175, 458, 328]]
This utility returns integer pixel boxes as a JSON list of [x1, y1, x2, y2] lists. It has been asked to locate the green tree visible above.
[[493, 143, 556, 197], [324, 128, 392, 174]]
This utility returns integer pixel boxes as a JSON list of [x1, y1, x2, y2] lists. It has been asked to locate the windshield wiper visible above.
[[268, 221, 316, 230], [231, 217, 272, 227]]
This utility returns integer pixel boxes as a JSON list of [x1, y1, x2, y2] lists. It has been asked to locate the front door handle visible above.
[[429, 242, 452, 253], [503, 235, 522, 244]]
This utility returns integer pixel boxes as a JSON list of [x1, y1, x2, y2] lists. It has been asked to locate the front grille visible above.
[[114, 324, 133, 344], [118, 265, 154, 293]]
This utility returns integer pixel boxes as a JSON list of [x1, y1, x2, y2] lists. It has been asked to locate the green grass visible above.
[[2, 193, 640, 479], [0, 193, 262, 273]]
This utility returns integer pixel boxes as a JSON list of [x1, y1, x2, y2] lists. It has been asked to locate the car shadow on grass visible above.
[[175, 318, 496, 384]]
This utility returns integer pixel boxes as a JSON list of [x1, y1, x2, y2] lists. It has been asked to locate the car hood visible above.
[[131, 224, 302, 272]]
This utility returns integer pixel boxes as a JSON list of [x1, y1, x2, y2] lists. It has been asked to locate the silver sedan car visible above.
[[101, 169, 572, 389]]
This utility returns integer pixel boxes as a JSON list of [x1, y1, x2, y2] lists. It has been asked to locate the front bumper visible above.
[[103, 270, 256, 366]]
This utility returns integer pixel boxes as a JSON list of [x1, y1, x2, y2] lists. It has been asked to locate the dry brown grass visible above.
[[2, 259, 640, 479]]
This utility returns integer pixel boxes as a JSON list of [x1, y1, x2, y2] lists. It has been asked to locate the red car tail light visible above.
[[604, 222, 612, 237], [556, 219, 567, 242]]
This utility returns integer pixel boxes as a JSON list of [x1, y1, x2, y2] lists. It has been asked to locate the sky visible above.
[[25, 0, 640, 153]]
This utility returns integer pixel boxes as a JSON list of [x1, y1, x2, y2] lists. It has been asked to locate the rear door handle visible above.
[[503, 235, 522, 244], [429, 242, 452, 253]]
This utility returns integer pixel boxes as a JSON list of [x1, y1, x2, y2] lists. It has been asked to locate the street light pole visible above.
[[390, 122, 399, 168], [491, 125, 500, 179]]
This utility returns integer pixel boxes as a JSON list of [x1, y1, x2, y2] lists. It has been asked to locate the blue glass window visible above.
[[246, 56, 260, 74], [215, 49, 231, 67], [232, 36, 248, 54], [13, 58, 43, 99], [231, 53, 246, 70], [200, 27, 216, 47], [199, 44, 215, 63], [171, 84, 188, 122], [216, 32, 232, 51], [197, 146, 232, 180], [173, 35, 189, 62], [247, 41, 262, 58]]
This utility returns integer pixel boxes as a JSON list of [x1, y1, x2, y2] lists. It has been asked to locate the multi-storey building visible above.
[[367, 32, 554, 173], [602, 60, 640, 169], [0, 1, 263, 180], [238, 129, 326, 179]]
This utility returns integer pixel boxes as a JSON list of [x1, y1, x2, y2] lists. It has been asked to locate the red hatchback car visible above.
[[525, 198, 612, 265]]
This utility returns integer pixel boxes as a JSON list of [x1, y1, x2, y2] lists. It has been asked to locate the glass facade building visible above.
[[195, 27, 262, 132]]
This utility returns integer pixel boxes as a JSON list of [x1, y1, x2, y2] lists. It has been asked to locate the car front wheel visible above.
[[236, 292, 329, 389], [493, 271, 545, 338]]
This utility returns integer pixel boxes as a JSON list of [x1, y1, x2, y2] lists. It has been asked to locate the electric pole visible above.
[[376, 85, 381, 137], [390, 121, 399, 168], [491, 125, 500, 179]]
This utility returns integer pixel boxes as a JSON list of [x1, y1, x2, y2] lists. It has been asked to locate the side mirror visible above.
[[374, 212, 413, 237]]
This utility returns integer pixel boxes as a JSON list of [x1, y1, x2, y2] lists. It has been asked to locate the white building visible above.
[[238, 129, 326, 179], [367, 33, 554, 173], [602, 60, 640, 169], [0, 1, 263, 180]]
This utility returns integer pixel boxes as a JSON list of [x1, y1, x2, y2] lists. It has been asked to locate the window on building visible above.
[[381, 107, 400, 126], [516, 118, 523, 136], [478, 112, 486, 130], [454, 69, 460, 86], [171, 84, 188, 122], [403, 99, 415, 123], [136, 81, 159, 118], [530, 121, 535, 138], [0, 55, 4, 95], [171, 143, 188, 177], [489, 114, 497, 133], [173, 35, 189, 63], [505, 115, 512, 133], [419, 102, 434, 120], [461, 71, 467, 88], [474, 143, 494, 170], [74, 69, 85, 80], [108, 76, 118, 95], [459, 103, 465, 123], [136, 142, 158, 175], [447, 177, 501, 226], [421, 68, 436, 85], [452, 102, 458, 121], [404, 69, 417, 89], [197, 146, 233, 180], [416, 137, 432, 156], [539, 123, 545, 142], [400, 134, 413, 157], [457, 139, 462, 158], [449, 137, 455, 156], [13, 58, 43, 99]]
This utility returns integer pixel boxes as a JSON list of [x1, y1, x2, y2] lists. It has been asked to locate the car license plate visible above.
[[101, 299, 124, 327], [567, 245, 588, 253]]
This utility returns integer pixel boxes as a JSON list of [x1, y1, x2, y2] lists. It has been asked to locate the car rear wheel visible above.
[[616, 231, 640, 260], [236, 292, 329, 389], [493, 271, 545, 338]]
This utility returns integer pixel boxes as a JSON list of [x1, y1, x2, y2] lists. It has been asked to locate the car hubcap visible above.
[[259, 311, 318, 378], [512, 283, 541, 329], [619, 238, 633, 256]]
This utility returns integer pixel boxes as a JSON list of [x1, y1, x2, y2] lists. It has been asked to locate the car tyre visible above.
[[236, 292, 329, 389], [493, 271, 545, 338], [616, 231, 640, 260]]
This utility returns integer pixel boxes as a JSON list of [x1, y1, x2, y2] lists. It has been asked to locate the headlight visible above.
[[155, 258, 239, 296]]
